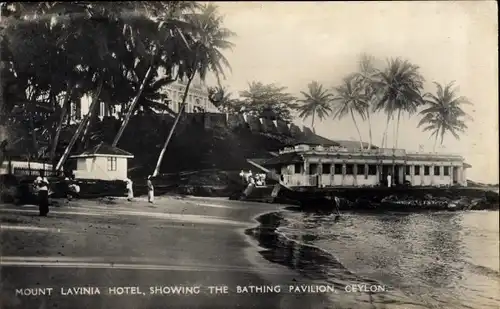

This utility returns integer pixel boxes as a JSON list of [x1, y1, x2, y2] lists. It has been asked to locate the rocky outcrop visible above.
[[273, 187, 500, 212]]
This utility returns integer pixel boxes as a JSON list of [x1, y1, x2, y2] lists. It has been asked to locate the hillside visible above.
[[20, 113, 339, 179]]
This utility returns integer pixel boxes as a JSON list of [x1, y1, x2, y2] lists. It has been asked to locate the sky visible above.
[[212, 1, 498, 184]]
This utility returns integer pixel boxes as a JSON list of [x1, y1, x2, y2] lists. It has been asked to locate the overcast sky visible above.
[[213, 1, 498, 184]]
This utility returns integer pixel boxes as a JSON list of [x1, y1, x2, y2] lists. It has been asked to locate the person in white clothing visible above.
[[34, 170, 50, 216], [147, 175, 154, 204], [387, 173, 392, 188], [125, 178, 134, 201]]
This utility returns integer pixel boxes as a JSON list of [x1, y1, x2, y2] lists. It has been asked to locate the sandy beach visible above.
[[1, 193, 497, 309], [1, 196, 337, 309]]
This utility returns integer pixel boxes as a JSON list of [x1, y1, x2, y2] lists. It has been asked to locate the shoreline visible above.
[[245, 208, 499, 308]]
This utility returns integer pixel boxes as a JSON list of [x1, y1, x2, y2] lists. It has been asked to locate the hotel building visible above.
[[74, 72, 221, 122], [262, 143, 470, 188], [162, 74, 221, 114]]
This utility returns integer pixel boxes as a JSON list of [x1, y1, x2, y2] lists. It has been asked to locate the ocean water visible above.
[[250, 209, 500, 308]]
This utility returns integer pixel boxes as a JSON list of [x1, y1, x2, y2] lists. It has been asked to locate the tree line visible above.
[[1, 2, 473, 177], [0, 2, 234, 176], [212, 54, 473, 152]]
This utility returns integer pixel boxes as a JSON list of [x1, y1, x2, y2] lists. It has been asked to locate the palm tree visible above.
[[332, 75, 370, 150], [354, 53, 378, 148], [418, 81, 472, 152], [296, 81, 333, 133], [153, 3, 234, 177], [110, 2, 198, 147], [372, 58, 425, 148]]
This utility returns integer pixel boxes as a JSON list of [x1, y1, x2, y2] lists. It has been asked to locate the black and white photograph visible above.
[[0, 1, 498, 308]]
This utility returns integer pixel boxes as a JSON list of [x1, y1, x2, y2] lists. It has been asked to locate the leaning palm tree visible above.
[[111, 2, 198, 147], [153, 3, 235, 177], [332, 75, 370, 150], [296, 81, 333, 133], [372, 58, 425, 148], [417, 81, 473, 152]]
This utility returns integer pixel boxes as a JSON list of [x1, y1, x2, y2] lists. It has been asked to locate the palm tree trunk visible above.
[[112, 66, 153, 147], [381, 112, 391, 148], [366, 110, 373, 149], [153, 74, 195, 177], [391, 114, 397, 148], [55, 78, 104, 172], [311, 110, 316, 134], [66, 96, 72, 126], [395, 109, 402, 148], [28, 89, 40, 157], [50, 83, 73, 171], [80, 99, 93, 145], [350, 110, 364, 150], [433, 134, 438, 152], [80, 91, 102, 150]]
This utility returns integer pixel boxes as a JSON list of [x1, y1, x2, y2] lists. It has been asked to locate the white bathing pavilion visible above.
[[262, 143, 470, 188], [70, 142, 134, 181]]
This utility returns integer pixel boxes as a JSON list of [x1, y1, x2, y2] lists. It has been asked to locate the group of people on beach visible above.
[[32, 170, 80, 216], [33, 172, 154, 216], [239, 170, 267, 186], [123, 175, 155, 204]]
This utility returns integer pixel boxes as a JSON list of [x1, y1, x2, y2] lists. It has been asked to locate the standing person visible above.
[[387, 173, 392, 188], [67, 174, 80, 201], [34, 170, 50, 216], [63, 176, 71, 202], [147, 175, 154, 204], [246, 171, 253, 183], [125, 177, 134, 201]]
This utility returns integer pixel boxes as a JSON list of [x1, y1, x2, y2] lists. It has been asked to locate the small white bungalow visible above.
[[70, 142, 134, 181]]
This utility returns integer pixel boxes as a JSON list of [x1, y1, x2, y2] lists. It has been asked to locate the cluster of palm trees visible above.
[[296, 54, 473, 151], [0, 2, 234, 176]]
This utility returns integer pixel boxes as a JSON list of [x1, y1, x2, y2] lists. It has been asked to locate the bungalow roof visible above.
[[71, 142, 134, 158]]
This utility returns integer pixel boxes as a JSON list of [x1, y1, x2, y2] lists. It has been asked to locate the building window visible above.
[[444, 166, 450, 176], [345, 164, 353, 175], [405, 166, 411, 175], [294, 163, 302, 174], [107, 157, 117, 171], [309, 163, 319, 175], [424, 166, 430, 175], [334, 164, 342, 174], [434, 166, 440, 176], [177, 102, 182, 112], [368, 165, 377, 175], [415, 166, 420, 176], [322, 163, 331, 174], [357, 164, 365, 175]]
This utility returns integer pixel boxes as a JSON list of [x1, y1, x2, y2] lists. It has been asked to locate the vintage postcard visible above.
[[0, 1, 498, 309]]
